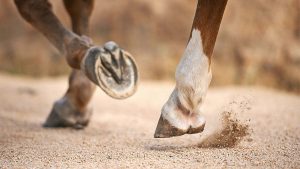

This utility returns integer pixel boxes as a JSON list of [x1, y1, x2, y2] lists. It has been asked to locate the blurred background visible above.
[[0, 0, 299, 93]]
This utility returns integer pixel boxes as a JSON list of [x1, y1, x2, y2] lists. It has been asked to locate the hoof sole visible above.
[[82, 42, 138, 99]]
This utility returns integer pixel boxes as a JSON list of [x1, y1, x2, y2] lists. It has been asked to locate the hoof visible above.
[[81, 41, 138, 99], [154, 115, 186, 138], [154, 114, 205, 138], [43, 98, 91, 129]]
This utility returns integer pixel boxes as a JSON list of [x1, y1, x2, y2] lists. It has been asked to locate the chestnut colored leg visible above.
[[14, 0, 93, 69], [44, 0, 95, 128]]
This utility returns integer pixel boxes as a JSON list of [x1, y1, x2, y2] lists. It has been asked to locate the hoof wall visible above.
[[154, 115, 186, 138], [43, 99, 91, 129], [154, 115, 206, 138]]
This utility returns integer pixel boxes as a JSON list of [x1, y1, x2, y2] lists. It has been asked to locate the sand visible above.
[[0, 74, 299, 168]]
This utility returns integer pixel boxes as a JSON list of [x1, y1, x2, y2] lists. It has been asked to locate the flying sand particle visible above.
[[199, 98, 252, 148]]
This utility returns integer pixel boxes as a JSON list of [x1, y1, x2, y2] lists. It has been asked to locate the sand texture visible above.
[[0, 74, 299, 168]]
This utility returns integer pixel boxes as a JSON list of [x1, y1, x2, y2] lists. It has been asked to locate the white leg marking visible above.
[[162, 29, 212, 130]]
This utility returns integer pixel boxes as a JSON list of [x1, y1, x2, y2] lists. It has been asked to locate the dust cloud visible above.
[[199, 98, 252, 148]]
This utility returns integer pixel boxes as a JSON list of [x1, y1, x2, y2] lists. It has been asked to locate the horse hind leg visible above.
[[44, 0, 95, 128]]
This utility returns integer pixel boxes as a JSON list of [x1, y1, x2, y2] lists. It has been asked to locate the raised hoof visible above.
[[43, 99, 91, 129], [81, 41, 138, 99], [154, 115, 206, 138]]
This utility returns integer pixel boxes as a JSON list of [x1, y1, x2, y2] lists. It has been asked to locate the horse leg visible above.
[[44, 0, 96, 128], [14, 0, 138, 100]]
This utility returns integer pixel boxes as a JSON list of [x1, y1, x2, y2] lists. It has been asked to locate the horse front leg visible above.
[[154, 0, 228, 138]]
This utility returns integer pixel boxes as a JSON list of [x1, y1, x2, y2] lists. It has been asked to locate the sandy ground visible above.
[[0, 74, 299, 168]]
